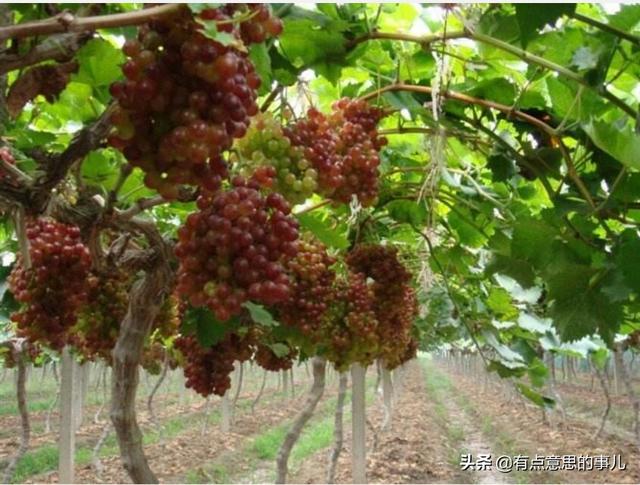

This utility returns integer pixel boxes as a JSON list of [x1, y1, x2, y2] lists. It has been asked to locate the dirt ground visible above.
[[3, 358, 640, 484]]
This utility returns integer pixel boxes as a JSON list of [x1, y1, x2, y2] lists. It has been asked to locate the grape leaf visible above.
[[297, 212, 349, 250], [584, 120, 640, 170], [546, 264, 621, 344], [196, 18, 245, 51], [516, 383, 554, 408], [182, 306, 236, 347], [243, 301, 278, 327], [515, 4, 576, 47], [269, 342, 290, 358]]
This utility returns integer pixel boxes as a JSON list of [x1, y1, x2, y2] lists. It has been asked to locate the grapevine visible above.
[[175, 177, 299, 321], [108, 4, 282, 198]]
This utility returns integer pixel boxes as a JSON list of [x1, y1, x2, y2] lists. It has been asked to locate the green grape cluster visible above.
[[232, 113, 318, 205]]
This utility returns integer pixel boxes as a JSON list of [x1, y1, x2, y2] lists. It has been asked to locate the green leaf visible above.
[[591, 347, 609, 370], [515, 4, 576, 46], [278, 18, 347, 69], [386, 200, 427, 227], [518, 313, 552, 334], [74, 39, 125, 89], [584, 120, 640, 170], [616, 230, 640, 295], [297, 212, 349, 250], [527, 358, 549, 387], [195, 18, 245, 51], [188, 3, 222, 14], [486, 288, 518, 320], [516, 383, 554, 408], [243, 302, 278, 327], [483, 331, 526, 368], [571, 46, 599, 71], [547, 264, 622, 343], [182, 306, 234, 347], [269, 342, 290, 358], [249, 43, 272, 96], [511, 218, 557, 271], [486, 255, 536, 289], [487, 153, 516, 182]]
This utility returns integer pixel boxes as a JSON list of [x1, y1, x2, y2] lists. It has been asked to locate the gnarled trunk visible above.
[[110, 252, 171, 484], [2, 341, 30, 484], [276, 356, 326, 484]]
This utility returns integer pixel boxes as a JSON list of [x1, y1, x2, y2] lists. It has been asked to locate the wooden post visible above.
[[282, 369, 289, 397], [74, 362, 89, 430], [351, 363, 366, 484], [59, 347, 77, 484], [381, 367, 393, 430]]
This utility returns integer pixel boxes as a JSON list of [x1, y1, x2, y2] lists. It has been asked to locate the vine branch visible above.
[[0, 4, 184, 41]]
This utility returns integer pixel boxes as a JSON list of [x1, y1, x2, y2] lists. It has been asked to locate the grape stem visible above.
[[294, 199, 331, 215]]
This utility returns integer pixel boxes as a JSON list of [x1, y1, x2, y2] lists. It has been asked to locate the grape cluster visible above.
[[254, 343, 297, 371], [323, 271, 380, 371], [1, 341, 41, 369], [73, 269, 130, 361], [278, 238, 336, 338], [175, 331, 254, 397], [8, 219, 91, 350], [346, 244, 418, 369], [285, 98, 386, 206], [175, 177, 299, 321], [0, 146, 16, 182], [109, 4, 282, 199], [232, 113, 318, 205]]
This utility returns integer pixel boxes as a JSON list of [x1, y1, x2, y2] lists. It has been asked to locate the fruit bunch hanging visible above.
[[278, 237, 336, 339], [323, 271, 380, 371], [108, 4, 282, 199], [346, 243, 418, 369], [72, 268, 130, 361], [285, 98, 387, 206], [0, 341, 42, 368], [175, 177, 299, 321], [8, 219, 91, 350], [231, 113, 318, 205], [175, 330, 255, 397], [254, 342, 297, 371]]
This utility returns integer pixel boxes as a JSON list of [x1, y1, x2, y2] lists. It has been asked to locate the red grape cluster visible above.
[[278, 238, 336, 338], [175, 331, 254, 397], [109, 4, 282, 199], [8, 219, 91, 350], [254, 343, 297, 371], [346, 244, 418, 369], [232, 113, 318, 205], [0, 146, 16, 182], [72, 269, 130, 361], [175, 177, 299, 321], [323, 271, 380, 371], [285, 98, 387, 206]]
